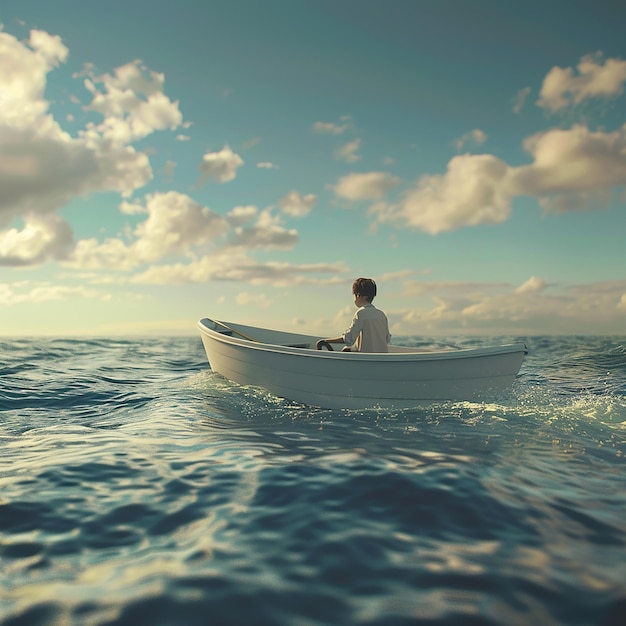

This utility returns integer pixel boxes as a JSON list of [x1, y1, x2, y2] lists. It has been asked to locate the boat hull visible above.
[[197, 318, 527, 409]]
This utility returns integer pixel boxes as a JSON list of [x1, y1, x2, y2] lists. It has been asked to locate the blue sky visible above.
[[1, 0, 625, 337]]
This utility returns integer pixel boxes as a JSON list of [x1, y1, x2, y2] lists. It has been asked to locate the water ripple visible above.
[[0, 336, 625, 625]]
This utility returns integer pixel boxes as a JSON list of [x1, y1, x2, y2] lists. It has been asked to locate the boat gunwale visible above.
[[197, 318, 528, 362]]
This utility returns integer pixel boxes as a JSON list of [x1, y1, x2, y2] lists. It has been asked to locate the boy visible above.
[[316, 277, 391, 352]]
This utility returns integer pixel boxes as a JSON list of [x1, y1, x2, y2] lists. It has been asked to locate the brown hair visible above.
[[352, 277, 377, 302]]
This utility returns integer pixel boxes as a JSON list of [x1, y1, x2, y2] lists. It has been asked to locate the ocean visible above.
[[1, 335, 625, 626]]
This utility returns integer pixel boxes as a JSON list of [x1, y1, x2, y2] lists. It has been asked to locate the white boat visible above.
[[197, 317, 528, 410]]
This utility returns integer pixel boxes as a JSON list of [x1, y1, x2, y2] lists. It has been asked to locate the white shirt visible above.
[[343, 304, 391, 352]]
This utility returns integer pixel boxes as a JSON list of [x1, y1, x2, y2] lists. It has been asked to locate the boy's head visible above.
[[352, 277, 377, 302]]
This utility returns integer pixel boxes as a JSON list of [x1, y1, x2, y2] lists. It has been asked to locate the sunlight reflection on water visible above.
[[1, 336, 624, 625]]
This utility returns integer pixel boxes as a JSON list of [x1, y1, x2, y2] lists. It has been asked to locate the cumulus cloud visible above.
[[82, 60, 182, 144], [228, 209, 298, 249], [132, 192, 229, 259], [537, 53, 626, 111], [334, 139, 361, 163], [279, 191, 317, 217], [0, 281, 110, 305], [513, 86, 531, 113], [1, 32, 49, 127], [377, 154, 512, 235], [459, 280, 626, 330], [0, 122, 151, 227], [455, 129, 487, 152], [68, 192, 229, 269], [28, 30, 69, 67], [313, 121, 346, 135], [198, 145, 244, 183], [515, 276, 547, 293], [131, 255, 348, 286], [395, 278, 626, 334], [226, 205, 258, 226], [312, 116, 352, 135], [0, 215, 73, 266], [512, 124, 626, 211], [257, 162, 279, 169], [66, 190, 331, 284], [357, 54, 625, 235], [364, 121, 626, 233], [0, 28, 184, 266], [333, 171, 401, 201]]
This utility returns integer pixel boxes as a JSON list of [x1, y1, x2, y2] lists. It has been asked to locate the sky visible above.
[[1, 0, 626, 338]]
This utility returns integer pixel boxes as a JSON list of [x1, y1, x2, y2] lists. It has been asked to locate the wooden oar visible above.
[[213, 320, 259, 342]]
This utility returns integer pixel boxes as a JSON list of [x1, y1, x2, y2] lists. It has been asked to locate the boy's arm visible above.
[[316, 336, 345, 349]]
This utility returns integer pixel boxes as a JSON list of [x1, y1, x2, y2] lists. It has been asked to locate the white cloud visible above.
[[198, 145, 244, 183], [68, 192, 326, 277], [333, 171, 401, 201], [130, 254, 348, 286], [228, 209, 299, 249], [513, 86, 531, 114], [132, 192, 229, 259], [515, 276, 547, 294], [459, 280, 626, 330], [312, 118, 351, 135], [537, 53, 626, 111], [455, 129, 487, 152], [0, 215, 73, 266], [83, 60, 182, 144], [0, 29, 186, 266], [119, 200, 146, 215], [279, 191, 317, 217], [67, 237, 135, 270], [0, 122, 152, 222], [226, 205, 258, 226], [1, 28, 67, 128], [512, 124, 626, 211], [334, 139, 361, 163], [0, 281, 109, 305], [68, 192, 229, 269], [368, 122, 626, 234], [100, 60, 165, 95], [357, 55, 626, 236], [394, 278, 626, 334], [28, 30, 69, 67], [257, 162, 279, 169], [378, 154, 512, 235]]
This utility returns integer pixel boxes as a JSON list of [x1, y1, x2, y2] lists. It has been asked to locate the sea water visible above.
[[0, 335, 625, 626]]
